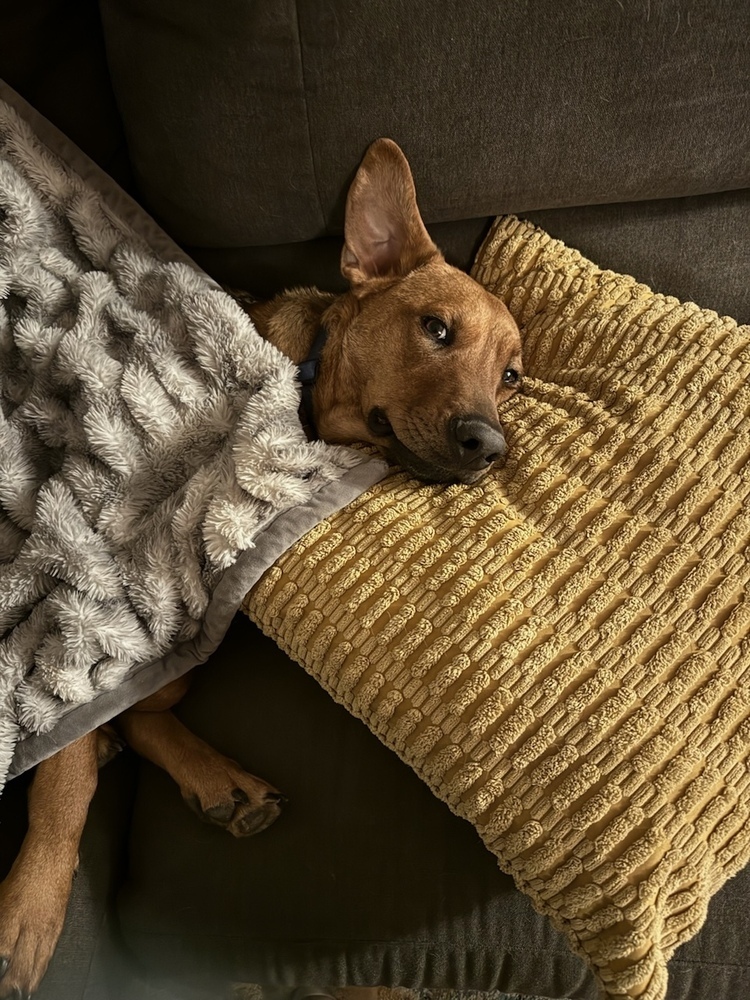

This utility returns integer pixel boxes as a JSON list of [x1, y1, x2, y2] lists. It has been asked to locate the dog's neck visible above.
[[246, 289, 331, 364], [297, 323, 330, 431], [246, 288, 367, 444]]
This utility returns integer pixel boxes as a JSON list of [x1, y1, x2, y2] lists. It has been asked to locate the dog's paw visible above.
[[96, 723, 126, 767], [181, 761, 287, 837], [0, 876, 65, 999]]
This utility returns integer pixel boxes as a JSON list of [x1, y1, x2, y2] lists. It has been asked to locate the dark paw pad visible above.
[[185, 787, 287, 837], [202, 801, 235, 824], [234, 791, 288, 836]]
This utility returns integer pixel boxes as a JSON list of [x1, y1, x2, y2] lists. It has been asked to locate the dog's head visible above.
[[320, 138, 522, 485]]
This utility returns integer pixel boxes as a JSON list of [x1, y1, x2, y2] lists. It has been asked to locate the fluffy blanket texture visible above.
[[245, 217, 750, 1000], [0, 87, 385, 789]]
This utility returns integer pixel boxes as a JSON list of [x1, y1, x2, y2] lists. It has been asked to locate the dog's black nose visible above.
[[450, 416, 507, 470]]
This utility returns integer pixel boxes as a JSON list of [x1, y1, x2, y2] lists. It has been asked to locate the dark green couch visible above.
[[1, 2, 749, 999]]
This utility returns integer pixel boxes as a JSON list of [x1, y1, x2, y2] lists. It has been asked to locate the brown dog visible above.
[[0, 138, 522, 998]]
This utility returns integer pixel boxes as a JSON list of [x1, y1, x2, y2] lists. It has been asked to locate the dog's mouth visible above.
[[366, 407, 491, 485]]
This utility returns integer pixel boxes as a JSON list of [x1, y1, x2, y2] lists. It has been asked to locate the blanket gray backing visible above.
[[0, 81, 387, 786]]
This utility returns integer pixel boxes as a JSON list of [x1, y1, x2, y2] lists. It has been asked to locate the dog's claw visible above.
[[266, 791, 288, 805], [0, 957, 8, 978]]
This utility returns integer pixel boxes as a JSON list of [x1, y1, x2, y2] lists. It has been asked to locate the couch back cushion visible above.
[[100, 0, 749, 247]]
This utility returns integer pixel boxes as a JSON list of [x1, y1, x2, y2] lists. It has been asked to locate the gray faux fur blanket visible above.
[[0, 86, 385, 791]]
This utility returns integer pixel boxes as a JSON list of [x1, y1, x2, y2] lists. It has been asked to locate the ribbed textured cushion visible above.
[[244, 217, 750, 1000]]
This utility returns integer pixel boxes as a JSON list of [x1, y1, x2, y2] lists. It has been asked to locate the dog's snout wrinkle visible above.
[[450, 415, 507, 469]]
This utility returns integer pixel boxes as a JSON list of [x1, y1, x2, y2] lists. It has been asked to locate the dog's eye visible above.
[[421, 316, 451, 344], [502, 368, 521, 388]]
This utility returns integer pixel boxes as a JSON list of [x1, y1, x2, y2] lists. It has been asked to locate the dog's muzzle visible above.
[[367, 408, 506, 484]]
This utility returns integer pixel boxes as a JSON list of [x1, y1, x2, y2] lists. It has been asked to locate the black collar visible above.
[[298, 325, 329, 436]]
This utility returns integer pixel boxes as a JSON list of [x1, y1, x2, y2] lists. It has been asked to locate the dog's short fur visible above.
[[0, 139, 522, 998]]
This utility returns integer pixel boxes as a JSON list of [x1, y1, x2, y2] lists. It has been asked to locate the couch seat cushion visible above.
[[115, 614, 597, 999]]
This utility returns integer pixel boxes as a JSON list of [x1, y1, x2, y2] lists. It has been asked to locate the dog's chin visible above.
[[381, 437, 489, 486]]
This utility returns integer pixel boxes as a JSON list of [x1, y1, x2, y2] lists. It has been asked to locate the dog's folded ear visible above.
[[341, 138, 440, 291]]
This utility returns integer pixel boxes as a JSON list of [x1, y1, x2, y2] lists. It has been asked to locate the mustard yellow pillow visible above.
[[244, 216, 750, 1000]]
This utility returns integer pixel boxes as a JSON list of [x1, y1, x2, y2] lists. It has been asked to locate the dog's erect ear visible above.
[[341, 138, 440, 290]]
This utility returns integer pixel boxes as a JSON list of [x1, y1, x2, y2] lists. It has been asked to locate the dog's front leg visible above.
[[117, 706, 286, 837], [0, 731, 101, 999]]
